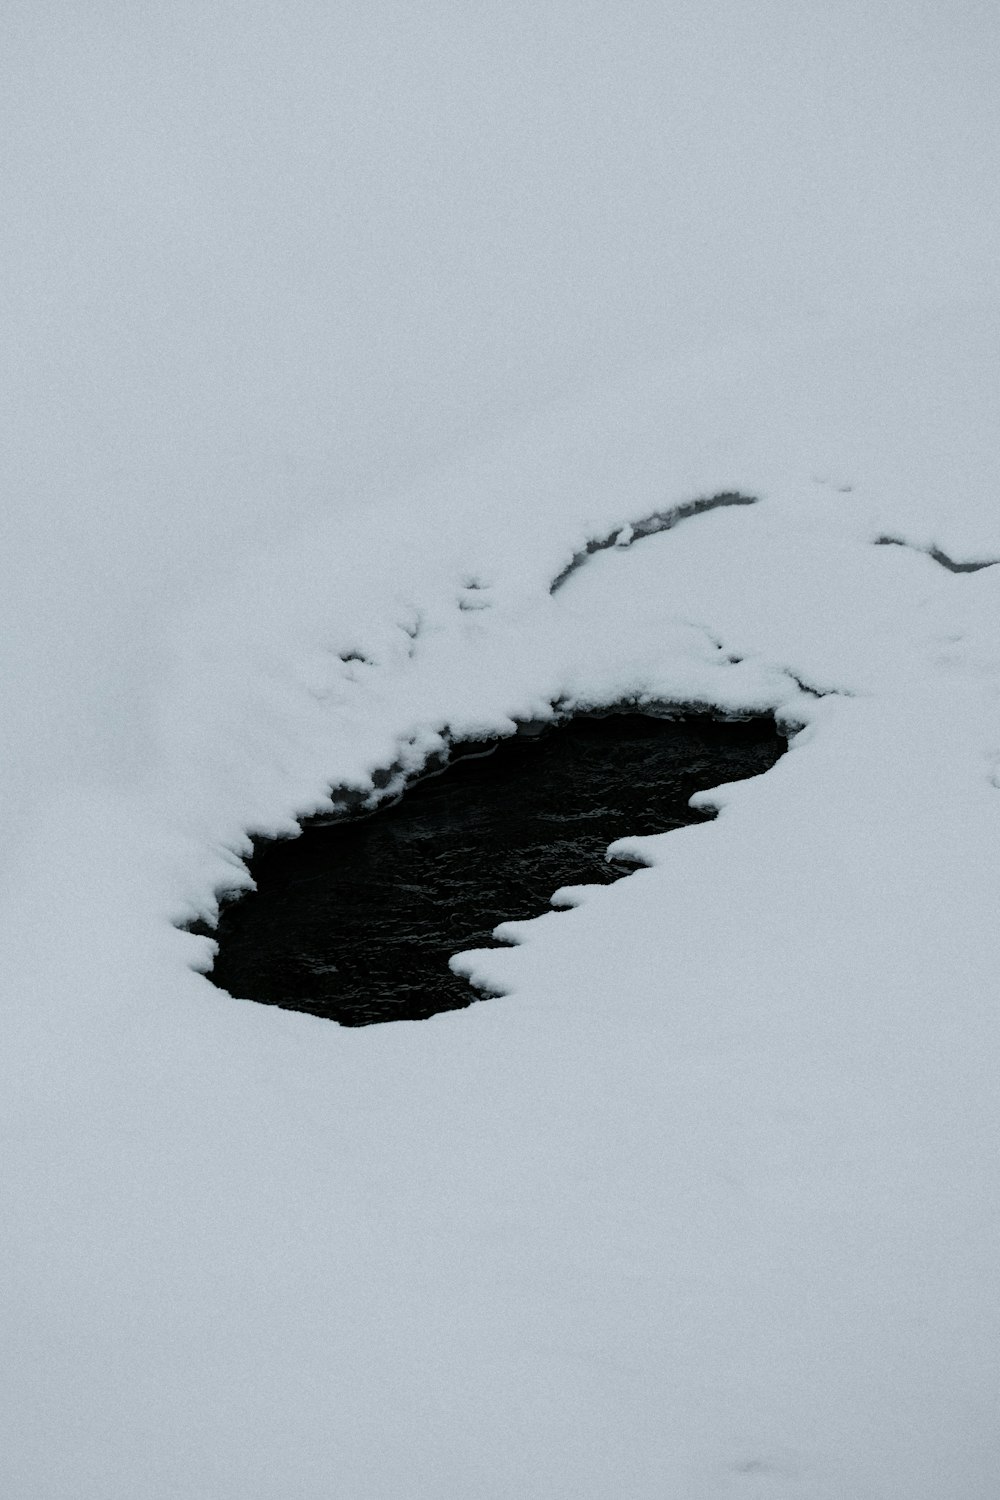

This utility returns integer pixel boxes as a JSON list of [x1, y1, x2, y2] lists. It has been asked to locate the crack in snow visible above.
[[549, 491, 758, 593], [874, 535, 1000, 574], [681, 620, 839, 702]]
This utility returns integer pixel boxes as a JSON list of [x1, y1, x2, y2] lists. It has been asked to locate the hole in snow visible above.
[[208, 711, 785, 1026]]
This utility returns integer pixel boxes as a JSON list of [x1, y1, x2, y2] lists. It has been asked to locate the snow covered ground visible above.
[[2, 5, 999, 1497]]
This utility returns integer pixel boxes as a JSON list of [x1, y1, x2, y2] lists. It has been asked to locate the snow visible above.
[[2, 4, 1000, 1496]]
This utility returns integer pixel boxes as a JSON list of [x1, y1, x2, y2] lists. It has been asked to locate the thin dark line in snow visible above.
[[873, 535, 1000, 574], [681, 620, 838, 702], [549, 491, 758, 594]]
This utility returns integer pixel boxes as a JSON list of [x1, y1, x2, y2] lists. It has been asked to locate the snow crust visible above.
[[2, 5, 1000, 1496]]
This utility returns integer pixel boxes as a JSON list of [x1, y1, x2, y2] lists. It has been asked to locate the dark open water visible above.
[[209, 713, 785, 1025]]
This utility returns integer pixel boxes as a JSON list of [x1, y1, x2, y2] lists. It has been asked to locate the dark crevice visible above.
[[206, 709, 786, 1026], [549, 492, 758, 594], [678, 620, 832, 701], [874, 535, 1000, 574], [781, 669, 829, 699]]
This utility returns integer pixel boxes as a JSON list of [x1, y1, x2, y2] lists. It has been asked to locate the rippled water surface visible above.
[[210, 713, 785, 1025]]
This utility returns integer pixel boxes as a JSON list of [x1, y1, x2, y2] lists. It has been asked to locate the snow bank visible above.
[[4, 323, 1000, 1496]]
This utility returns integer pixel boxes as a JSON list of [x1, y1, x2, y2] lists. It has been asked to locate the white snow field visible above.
[[2, 4, 1000, 1497]]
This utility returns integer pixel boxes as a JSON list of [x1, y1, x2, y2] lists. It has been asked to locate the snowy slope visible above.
[[2, 4, 1000, 1497], [3, 315, 999, 1499]]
